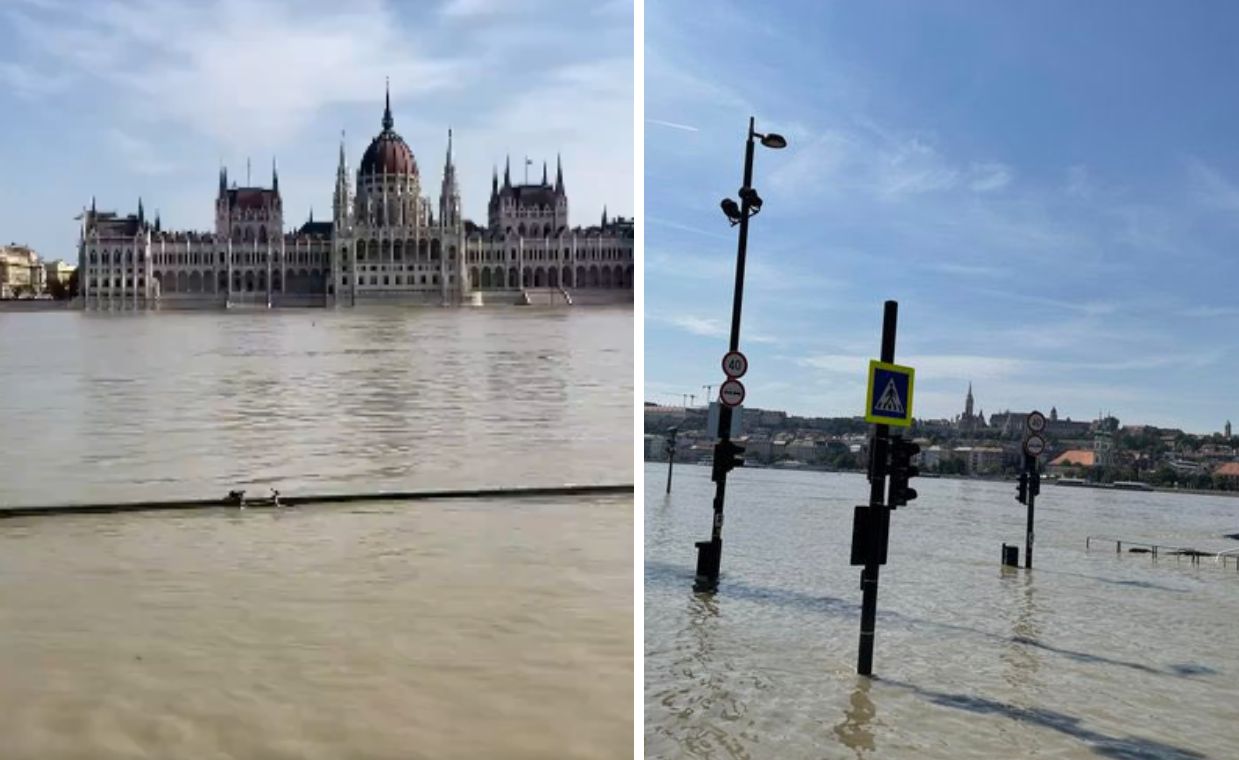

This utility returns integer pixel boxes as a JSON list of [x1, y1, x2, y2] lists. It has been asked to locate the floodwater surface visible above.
[[645, 464, 1239, 759], [0, 307, 632, 506], [0, 307, 634, 759]]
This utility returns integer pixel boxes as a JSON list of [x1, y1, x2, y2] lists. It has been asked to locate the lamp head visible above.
[[759, 132, 788, 149], [720, 198, 742, 223]]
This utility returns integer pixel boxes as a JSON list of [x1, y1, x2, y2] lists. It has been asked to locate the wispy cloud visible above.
[[967, 162, 1012, 192], [0, 60, 70, 98], [1187, 158, 1239, 213], [1179, 304, 1239, 318], [647, 118, 699, 132], [5, 0, 469, 148], [106, 129, 180, 176]]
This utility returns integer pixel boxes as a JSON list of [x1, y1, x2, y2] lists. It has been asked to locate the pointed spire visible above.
[[90, 195, 96, 214], [272, 157, 279, 193], [338, 129, 347, 169], [601, 205, 607, 226], [309, 206, 314, 223], [382, 77, 394, 131], [138, 197, 144, 224], [555, 154, 564, 193], [504, 155, 511, 188], [492, 165, 499, 195], [541, 160, 548, 185], [446, 128, 453, 165], [155, 210, 161, 232]]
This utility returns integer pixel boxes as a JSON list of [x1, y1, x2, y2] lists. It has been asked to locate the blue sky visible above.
[[0, 0, 632, 258], [645, 0, 1239, 434]]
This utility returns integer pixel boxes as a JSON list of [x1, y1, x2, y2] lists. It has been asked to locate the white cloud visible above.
[[646, 118, 699, 133], [7, 0, 468, 148], [106, 129, 180, 176], [967, 162, 1012, 193], [0, 60, 70, 98], [1187, 158, 1239, 212]]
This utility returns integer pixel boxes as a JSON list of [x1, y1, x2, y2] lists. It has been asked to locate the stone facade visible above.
[[78, 85, 633, 310], [0, 244, 45, 297]]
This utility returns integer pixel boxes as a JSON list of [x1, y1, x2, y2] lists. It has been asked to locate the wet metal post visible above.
[[1025, 452, 1038, 569], [1020, 411, 1045, 570], [858, 300, 898, 676], [666, 426, 679, 494], [693, 117, 786, 593]]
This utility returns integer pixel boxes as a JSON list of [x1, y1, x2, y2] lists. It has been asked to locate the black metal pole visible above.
[[666, 428, 678, 494], [1025, 452, 1036, 569], [858, 300, 897, 676], [694, 118, 758, 593]]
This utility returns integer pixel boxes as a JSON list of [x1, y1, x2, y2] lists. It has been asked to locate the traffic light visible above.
[[1016, 471, 1028, 505], [887, 437, 920, 507], [712, 439, 746, 482]]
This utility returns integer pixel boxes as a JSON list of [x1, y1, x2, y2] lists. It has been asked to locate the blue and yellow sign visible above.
[[865, 360, 915, 427]]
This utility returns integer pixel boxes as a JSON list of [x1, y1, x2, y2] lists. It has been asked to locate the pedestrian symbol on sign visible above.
[[874, 379, 904, 414], [864, 360, 915, 427]]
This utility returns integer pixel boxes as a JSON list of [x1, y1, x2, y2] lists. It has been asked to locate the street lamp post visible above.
[[693, 116, 786, 593]]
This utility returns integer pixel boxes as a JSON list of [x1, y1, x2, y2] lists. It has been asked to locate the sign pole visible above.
[[665, 427, 678, 494], [858, 299, 897, 676], [1020, 411, 1045, 571], [694, 119, 758, 593], [1025, 452, 1036, 569]]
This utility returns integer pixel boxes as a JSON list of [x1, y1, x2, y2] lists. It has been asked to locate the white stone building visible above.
[[78, 85, 634, 310]]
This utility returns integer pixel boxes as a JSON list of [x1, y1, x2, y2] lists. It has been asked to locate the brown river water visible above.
[[0, 307, 634, 759], [645, 464, 1239, 759]]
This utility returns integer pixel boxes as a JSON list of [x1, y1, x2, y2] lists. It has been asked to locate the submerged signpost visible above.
[[851, 300, 918, 677], [665, 426, 679, 494], [1020, 411, 1045, 569], [693, 117, 787, 594]]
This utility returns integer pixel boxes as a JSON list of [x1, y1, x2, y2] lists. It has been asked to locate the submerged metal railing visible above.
[[0, 483, 634, 519], [1086, 535, 1239, 570]]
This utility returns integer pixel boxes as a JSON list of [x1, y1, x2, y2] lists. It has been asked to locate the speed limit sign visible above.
[[722, 351, 748, 379]]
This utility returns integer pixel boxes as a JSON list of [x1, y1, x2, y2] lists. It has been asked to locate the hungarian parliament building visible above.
[[77, 87, 633, 309]]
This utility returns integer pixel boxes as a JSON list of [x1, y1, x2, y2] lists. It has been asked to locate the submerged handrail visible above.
[[0, 483, 635, 519], [1087, 534, 1239, 569]]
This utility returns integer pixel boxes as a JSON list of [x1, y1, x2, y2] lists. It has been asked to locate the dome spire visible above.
[[382, 77, 393, 131]]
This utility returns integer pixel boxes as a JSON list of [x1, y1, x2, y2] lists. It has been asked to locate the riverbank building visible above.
[[77, 85, 634, 310]]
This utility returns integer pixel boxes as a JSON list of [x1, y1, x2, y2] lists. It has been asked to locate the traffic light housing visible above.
[[1016, 471, 1028, 504], [712, 439, 746, 482], [887, 437, 920, 507]]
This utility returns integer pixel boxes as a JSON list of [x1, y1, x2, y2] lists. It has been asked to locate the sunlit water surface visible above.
[[0, 308, 634, 759], [645, 464, 1239, 759]]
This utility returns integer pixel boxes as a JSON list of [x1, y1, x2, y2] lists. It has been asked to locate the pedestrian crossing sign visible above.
[[865, 360, 915, 427]]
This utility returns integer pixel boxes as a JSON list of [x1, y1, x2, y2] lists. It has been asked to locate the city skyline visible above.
[[0, 0, 633, 258], [645, 0, 1239, 434]]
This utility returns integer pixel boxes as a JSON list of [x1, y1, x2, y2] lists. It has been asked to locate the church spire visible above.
[[382, 77, 393, 131], [555, 154, 564, 194], [504, 155, 511, 188], [272, 157, 279, 193], [492, 165, 499, 195], [541, 160, 548, 185], [137, 196, 144, 224]]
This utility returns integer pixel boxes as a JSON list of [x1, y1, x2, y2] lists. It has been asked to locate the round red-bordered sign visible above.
[[719, 379, 746, 407], [721, 351, 748, 379], [1026, 411, 1046, 433]]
